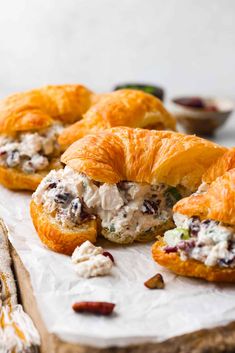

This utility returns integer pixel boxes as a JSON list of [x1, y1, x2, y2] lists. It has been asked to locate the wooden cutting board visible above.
[[10, 246, 235, 353]]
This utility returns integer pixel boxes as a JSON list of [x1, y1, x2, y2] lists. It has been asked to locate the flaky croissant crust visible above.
[[0, 158, 61, 190], [174, 168, 235, 226], [61, 127, 226, 192], [0, 166, 44, 191], [58, 89, 176, 148], [0, 84, 94, 135], [203, 148, 235, 184], [30, 201, 97, 255], [152, 240, 235, 282]]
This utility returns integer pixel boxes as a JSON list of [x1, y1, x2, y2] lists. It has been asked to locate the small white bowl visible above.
[[170, 97, 234, 136]]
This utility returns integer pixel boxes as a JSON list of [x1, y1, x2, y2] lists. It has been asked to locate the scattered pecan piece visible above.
[[103, 251, 114, 263], [72, 301, 115, 316], [144, 273, 165, 289]]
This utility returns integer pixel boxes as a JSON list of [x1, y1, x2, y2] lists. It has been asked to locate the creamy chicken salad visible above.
[[0, 124, 63, 174], [163, 213, 235, 268], [71, 241, 113, 278], [33, 166, 184, 243]]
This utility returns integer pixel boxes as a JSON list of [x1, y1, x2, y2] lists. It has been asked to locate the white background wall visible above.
[[0, 0, 234, 143]]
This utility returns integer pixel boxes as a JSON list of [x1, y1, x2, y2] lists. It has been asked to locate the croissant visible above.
[[58, 89, 176, 149], [30, 127, 226, 254], [0, 84, 94, 190], [202, 147, 235, 184], [152, 168, 235, 282]]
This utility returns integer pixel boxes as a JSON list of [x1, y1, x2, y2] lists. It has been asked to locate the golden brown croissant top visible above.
[[0, 84, 94, 135], [203, 148, 235, 184], [174, 168, 235, 226], [61, 127, 226, 191], [58, 89, 176, 149]]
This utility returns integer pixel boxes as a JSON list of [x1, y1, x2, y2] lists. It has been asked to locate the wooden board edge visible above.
[[9, 245, 235, 353]]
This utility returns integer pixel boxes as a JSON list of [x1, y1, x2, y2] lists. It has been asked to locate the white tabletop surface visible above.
[[211, 112, 235, 147]]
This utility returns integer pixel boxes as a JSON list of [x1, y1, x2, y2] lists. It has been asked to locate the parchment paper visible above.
[[0, 185, 234, 348]]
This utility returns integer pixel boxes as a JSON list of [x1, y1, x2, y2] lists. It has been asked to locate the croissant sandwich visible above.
[[58, 89, 176, 149], [0, 84, 94, 190], [30, 127, 226, 255], [152, 167, 235, 282]]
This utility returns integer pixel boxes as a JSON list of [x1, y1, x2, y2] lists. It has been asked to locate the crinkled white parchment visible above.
[[0, 185, 234, 348]]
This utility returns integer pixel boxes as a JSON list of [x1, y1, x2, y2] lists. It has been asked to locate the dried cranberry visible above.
[[189, 217, 200, 237], [187, 239, 195, 248], [80, 200, 94, 221], [228, 240, 234, 251], [142, 200, 160, 214], [54, 192, 73, 205], [69, 198, 81, 218], [197, 242, 205, 248], [164, 246, 177, 253], [177, 241, 187, 250], [103, 251, 115, 263], [68, 197, 95, 224], [47, 182, 57, 189], [178, 240, 195, 251], [175, 97, 205, 109]]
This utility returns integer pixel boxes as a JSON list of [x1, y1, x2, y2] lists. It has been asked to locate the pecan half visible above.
[[103, 251, 115, 263], [144, 273, 165, 289], [72, 301, 115, 316]]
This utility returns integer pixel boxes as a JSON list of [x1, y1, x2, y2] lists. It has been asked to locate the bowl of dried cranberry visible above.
[[171, 96, 234, 136]]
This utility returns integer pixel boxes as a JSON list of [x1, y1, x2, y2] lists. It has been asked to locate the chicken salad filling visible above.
[[163, 213, 235, 268], [33, 166, 185, 243], [0, 124, 63, 174]]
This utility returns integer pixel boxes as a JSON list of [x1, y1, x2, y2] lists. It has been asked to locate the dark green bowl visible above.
[[113, 83, 164, 101]]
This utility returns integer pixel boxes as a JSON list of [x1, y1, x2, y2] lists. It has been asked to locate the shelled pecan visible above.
[[144, 273, 165, 289], [72, 301, 115, 315]]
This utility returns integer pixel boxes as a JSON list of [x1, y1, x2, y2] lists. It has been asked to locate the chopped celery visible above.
[[164, 228, 189, 246], [109, 224, 116, 232]]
